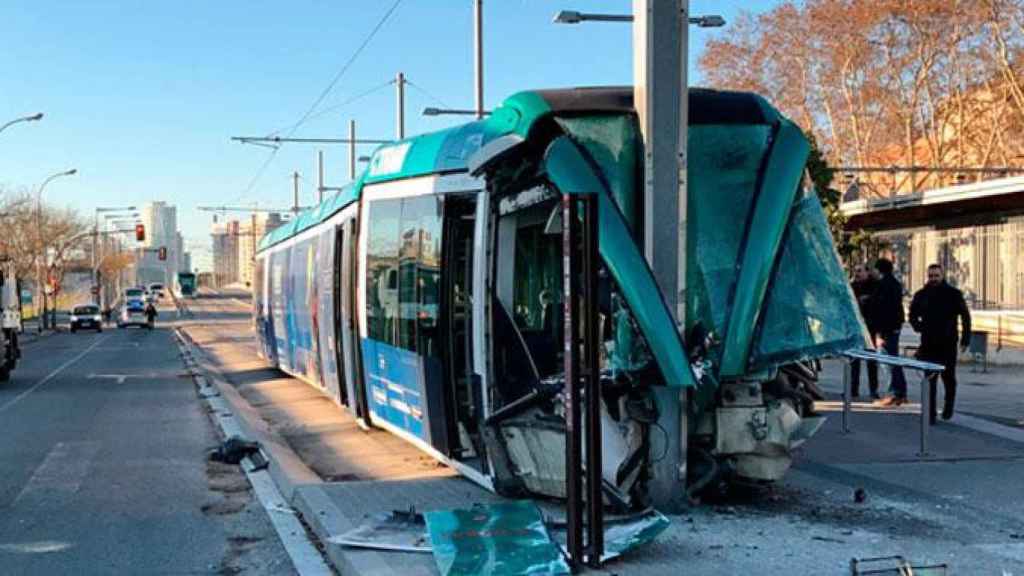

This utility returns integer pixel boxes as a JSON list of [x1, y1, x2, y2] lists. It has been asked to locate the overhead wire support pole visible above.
[[293, 172, 301, 214], [349, 120, 357, 181], [317, 150, 325, 204], [474, 0, 484, 119], [396, 72, 406, 139]]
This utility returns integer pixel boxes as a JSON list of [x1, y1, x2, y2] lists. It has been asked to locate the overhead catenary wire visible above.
[[230, 0, 405, 204], [405, 79, 454, 110], [272, 0, 406, 138]]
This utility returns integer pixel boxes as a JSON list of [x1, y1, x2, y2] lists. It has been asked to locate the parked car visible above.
[[70, 304, 103, 333], [118, 300, 149, 328]]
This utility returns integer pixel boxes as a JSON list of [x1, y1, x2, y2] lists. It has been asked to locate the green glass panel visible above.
[[424, 501, 570, 576], [555, 115, 641, 233], [685, 125, 773, 339], [751, 195, 870, 368]]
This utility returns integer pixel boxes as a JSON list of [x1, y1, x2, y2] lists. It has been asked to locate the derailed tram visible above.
[[252, 87, 867, 509]]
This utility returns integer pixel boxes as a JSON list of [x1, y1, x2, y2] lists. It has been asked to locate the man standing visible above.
[[850, 264, 879, 398], [872, 258, 908, 406], [909, 264, 971, 423]]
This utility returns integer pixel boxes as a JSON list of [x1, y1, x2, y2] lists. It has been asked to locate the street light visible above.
[[35, 168, 77, 330], [93, 206, 136, 307], [0, 113, 44, 135], [552, 10, 726, 27], [423, 107, 492, 117]]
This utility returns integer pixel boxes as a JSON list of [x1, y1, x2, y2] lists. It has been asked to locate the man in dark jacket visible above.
[[909, 264, 972, 423], [871, 258, 908, 405], [850, 264, 879, 398]]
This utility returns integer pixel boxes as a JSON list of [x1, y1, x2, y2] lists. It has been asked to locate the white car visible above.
[[147, 283, 165, 301], [118, 301, 150, 328]]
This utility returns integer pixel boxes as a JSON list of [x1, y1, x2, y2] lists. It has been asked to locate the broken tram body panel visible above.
[[251, 86, 868, 510]]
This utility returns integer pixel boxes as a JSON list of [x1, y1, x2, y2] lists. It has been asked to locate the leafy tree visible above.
[[805, 134, 888, 269]]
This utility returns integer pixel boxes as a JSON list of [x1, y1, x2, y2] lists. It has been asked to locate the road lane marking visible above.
[[14, 441, 102, 506], [0, 333, 111, 414]]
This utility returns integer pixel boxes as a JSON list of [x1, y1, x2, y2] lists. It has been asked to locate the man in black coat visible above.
[[850, 264, 879, 398], [909, 264, 972, 423], [871, 258, 909, 405]]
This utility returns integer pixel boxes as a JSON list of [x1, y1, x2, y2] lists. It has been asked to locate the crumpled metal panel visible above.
[[544, 136, 696, 388], [750, 194, 871, 370], [718, 119, 810, 378], [424, 501, 570, 576]]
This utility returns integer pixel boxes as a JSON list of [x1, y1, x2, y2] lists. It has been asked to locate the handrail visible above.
[[840, 349, 944, 457]]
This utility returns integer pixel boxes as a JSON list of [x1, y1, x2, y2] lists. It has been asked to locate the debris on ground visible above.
[[850, 555, 948, 575], [424, 501, 570, 575], [209, 436, 261, 465], [329, 507, 431, 553], [854, 488, 867, 504]]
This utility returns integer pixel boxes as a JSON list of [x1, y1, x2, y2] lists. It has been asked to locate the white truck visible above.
[[0, 261, 22, 381]]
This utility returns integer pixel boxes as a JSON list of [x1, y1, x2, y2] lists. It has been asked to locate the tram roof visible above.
[[258, 86, 781, 252]]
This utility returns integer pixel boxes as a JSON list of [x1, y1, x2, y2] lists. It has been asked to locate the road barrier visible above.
[[840, 349, 944, 457]]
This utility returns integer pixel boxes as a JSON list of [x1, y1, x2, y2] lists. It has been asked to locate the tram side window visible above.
[[365, 195, 443, 358], [366, 199, 402, 344]]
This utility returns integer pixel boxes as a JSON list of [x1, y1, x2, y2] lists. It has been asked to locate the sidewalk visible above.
[[178, 291, 1024, 575]]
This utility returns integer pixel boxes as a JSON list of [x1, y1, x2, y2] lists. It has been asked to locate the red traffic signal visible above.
[[135, 224, 145, 242], [158, 247, 167, 261]]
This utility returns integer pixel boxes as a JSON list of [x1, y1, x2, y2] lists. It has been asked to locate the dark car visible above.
[[70, 304, 103, 333]]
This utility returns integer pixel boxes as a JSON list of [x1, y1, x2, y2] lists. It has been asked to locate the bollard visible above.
[[918, 371, 930, 457], [842, 358, 852, 434]]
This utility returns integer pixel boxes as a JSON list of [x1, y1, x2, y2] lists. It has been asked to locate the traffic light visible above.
[[158, 247, 167, 261], [135, 224, 145, 242]]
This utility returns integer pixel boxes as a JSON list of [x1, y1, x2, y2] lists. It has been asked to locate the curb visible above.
[[173, 328, 334, 576], [174, 324, 400, 576]]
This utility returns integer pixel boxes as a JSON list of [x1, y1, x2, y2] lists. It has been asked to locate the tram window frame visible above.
[[365, 195, 444, 358]]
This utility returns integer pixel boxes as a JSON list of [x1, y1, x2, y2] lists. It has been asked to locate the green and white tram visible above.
[[253, 87, 866, 507]]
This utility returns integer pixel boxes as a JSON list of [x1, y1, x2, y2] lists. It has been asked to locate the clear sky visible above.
[[1, 1, 778, 271]]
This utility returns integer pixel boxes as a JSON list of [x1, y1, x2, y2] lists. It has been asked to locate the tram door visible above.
[[338, 217, 366, 421], [442, 196, 486, 473]]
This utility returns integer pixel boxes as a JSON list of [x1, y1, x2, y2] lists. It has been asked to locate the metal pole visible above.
[[842, 358, 852, 434], [919, 372, 930, 457], [92, 212, 99, 305], [349, 120, 357, 181], [317, 150, 325, 204], [632, 0, 687, 506], [292, 172, 300, 214], [562, 193, 583, 567], [582, 195, 603, 566], [396, 72, 406, 139], [474, 0, 484, 119]]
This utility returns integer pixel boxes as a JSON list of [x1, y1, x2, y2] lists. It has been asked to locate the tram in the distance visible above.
[[252, 87, 866, 508]]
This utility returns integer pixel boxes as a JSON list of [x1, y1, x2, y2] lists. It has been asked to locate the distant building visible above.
[[238, 213, 284, 287], [211, 213, 284, 288], [211, 220, 240, 288], [137, 201, 180, 286], [842, 175, 1024, 346]]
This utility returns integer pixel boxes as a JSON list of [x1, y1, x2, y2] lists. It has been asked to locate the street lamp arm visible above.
[[0, 113, 44, 134]]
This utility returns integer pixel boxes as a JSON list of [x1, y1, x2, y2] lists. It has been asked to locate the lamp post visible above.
[[0, 113, 43, 135], [94, 207, 136, 308], [35, 169, 77, 330]]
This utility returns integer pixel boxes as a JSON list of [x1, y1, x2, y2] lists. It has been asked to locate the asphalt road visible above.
[[0, 320, 295, 575]]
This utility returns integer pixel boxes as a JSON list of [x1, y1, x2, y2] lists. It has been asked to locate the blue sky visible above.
[[1, 1, 778, 271]]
